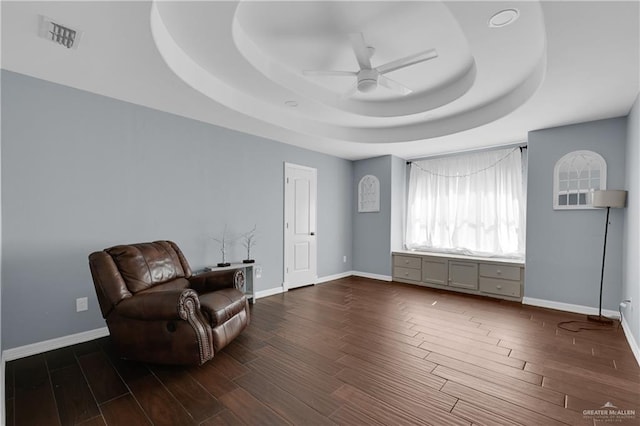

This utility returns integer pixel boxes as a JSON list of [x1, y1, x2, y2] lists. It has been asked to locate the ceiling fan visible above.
[[303, 33, 438, 97]]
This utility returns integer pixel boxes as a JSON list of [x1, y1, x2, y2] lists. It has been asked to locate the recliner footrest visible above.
[[199, 288, 247, 327]]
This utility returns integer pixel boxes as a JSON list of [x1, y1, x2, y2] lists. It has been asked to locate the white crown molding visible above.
[[2, 327, 110, 362]]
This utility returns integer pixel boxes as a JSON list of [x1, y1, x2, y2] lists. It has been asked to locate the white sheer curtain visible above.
[[405, 147, 526, 259]]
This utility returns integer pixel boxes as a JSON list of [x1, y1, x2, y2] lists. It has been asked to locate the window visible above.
[[553, 150, 606, 210], [405, 147, 525, 259], [358, 175, 380, 212]]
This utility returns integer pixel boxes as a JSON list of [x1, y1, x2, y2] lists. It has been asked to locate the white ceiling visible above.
[[2, 1, 638, 160]]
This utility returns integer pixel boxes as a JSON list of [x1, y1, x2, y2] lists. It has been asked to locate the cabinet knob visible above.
[[405, 260, 409, 264], [496, 285, 502, 289], [405, 272, 409, 276], [496, 269, 502, 275]]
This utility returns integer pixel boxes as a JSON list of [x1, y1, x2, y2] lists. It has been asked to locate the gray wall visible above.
[[352, 155, 406, 277], [623, 95, 640, 345], [390, 156, 406, 252], [526, 117, 627, 310], [353, 156, 392, 276], [1, 71, 353, 349]]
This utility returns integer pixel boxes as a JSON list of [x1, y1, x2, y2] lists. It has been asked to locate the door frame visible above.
[[283, 162, 318, 291]]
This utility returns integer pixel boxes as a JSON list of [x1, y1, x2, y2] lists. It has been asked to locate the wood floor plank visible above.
[[339, 342, 438, 376], [452, 400, 525, 426], [412, 323, 501, 346], [50, 364, 100, 425], [13, 354, 61, 426], [45, 346, 78, 372], [418, 329, 512, 356], [250, 348, 343, 394], [337, 353, 445, 391], [433, 366, 575, 423], [100, 394, 151, 425], [235, 371, 335, 425], [77, 352, 128, 404], [263, 335, 344, 376], [126, 374, 195, 426], [6, 276, 639, 426], [432, 363, 564, 406], [218, 387, 289, 426], [335, 367, 467, 425], [221, 341, 259, 364], [245, 358, 341, 416], [187, 362, 238, 399], [341, 328, 430, 359], [206, 351, 250, 381], [426, 352, 542, 385], [76, 416, 107, 426], [541, 374, 640, 406], [420, 338, 525, 370], [441, 381, 571, 426], [332, 384, 431, 426], [328, 405, 385, 426], [200, 409, 246, 426], [151, 365, 225, 423]]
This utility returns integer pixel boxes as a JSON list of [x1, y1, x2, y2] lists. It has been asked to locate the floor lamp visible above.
[[587, 189, 627, 324]]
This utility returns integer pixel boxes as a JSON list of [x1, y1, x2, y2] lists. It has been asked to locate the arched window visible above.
[[553, 150, 606, 209], [358, 175, 380, 212]]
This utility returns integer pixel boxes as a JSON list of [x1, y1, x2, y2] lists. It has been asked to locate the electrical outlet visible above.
[[343, 255, 347, 263], [255, 266, 262, 278], [76, 297, 88, 312]]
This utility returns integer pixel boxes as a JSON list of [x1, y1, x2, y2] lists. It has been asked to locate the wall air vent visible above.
[[38, 16, 81, 49]]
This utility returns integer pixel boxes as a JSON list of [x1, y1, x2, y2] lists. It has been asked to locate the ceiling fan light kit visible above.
[[303, 32, 439, 97]]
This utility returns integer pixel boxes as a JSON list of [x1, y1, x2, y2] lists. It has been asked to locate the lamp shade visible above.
[[592, 190, 627, 208]]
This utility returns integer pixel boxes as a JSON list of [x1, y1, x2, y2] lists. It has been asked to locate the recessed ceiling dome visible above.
[[150, 1, 547, 143]]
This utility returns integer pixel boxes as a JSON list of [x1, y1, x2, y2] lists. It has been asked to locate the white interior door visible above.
[[284, 163, 317, 290]]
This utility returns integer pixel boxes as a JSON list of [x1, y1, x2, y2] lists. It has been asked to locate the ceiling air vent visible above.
[[38, 16, 81, 49]]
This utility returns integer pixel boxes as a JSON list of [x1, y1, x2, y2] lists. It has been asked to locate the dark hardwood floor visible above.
[[5, 276, 640, 425]]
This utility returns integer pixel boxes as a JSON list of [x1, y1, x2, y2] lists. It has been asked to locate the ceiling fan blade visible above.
[[341, 84, 359, 98], [349, 33, 372, 70], [378, 75, 413, 95], [376, 48, 438, 75], [302, 70, 357, 77]]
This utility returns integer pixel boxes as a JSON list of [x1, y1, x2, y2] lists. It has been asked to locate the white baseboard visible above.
[[352, 271, 392, 282], [522, 297, 620, 319], [316, 271, 353, 284], [621, 315, 640, 367], [2, 327, 110, 362], [254, 286, 285, 299]]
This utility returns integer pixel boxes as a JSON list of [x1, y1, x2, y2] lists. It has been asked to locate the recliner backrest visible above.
[[105, 241, 192, 293]]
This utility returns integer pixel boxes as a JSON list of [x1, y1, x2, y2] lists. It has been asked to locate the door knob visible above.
[[310, 232, 315, 236]]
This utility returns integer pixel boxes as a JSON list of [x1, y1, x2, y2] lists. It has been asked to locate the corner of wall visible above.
[[623, 93, 640, 364]]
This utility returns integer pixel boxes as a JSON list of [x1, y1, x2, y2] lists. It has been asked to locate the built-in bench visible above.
[[392, 250, 524, 301]]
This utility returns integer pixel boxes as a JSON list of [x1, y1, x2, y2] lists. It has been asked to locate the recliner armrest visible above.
[[189, 269, 244, 294], [115, 289, 200, 321]]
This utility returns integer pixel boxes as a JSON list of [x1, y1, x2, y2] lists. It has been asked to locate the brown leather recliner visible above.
[[88, 240, 250, 365]]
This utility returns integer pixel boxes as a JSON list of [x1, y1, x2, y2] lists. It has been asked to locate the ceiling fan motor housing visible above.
[[357, 69, 378, 93]]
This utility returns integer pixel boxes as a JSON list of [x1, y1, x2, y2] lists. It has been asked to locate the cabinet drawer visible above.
[[479, 277, 521, 298], [394, 266, 422, 282], [479, 263, 521, 281], [394, 255, 422, 270]]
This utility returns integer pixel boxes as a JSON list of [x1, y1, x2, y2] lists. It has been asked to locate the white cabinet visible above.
[[448, 261, 478, 290], [422, 257, 447, 286], [392, 252, 524, 301], [393, 255, 422, 283]]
